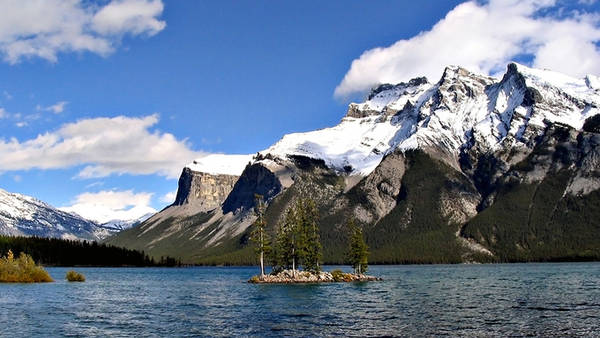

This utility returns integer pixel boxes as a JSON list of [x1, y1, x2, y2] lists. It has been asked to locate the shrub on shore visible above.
[[330, 269, 346, 282], [0, 250, 53, 283], [66, 270, 85, 282]]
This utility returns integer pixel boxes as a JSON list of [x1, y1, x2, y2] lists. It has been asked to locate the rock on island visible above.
[[248, 269, 382, 284]]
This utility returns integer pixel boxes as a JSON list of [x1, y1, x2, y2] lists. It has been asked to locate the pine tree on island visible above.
[[249, 199, 379, 283], [273, 206, 298, 275], [299, 198, 322, 273], [347, 218, 369, 275], [271, 198, 322, 276], [250, 194, 271, 277]]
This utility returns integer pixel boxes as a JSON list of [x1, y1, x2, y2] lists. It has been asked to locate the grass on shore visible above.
[[0, 250, 53, 283]]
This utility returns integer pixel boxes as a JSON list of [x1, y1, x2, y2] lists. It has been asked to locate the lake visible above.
[[1, 263, 599, 336]]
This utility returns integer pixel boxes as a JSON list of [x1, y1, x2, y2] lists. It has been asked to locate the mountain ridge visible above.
[[0, 187, 153, 241], [0, 188, 107, 241], [107, 62, 600, 264]]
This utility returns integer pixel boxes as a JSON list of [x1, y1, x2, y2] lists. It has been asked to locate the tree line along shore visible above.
[[0, 235, 180, 267], [0, 236, 181, 283]]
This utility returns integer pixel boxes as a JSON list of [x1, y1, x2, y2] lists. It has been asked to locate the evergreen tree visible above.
[[273, 206, 303, 275], [347, 218, 369, 274], [271, 198, 322, 275], [299, 198, 322, 272], [271, 218, 289, 272], [0, 235, 172, 267], [250, 194, 271, 276]]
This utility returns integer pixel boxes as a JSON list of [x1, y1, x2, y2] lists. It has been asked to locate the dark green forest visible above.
[[107, 146, 600, 266], [0, 235, 180, 267]]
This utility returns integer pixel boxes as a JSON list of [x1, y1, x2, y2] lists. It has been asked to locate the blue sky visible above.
[[0, 0, 599, 222]]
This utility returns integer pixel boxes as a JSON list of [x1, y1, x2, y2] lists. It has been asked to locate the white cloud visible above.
[[0, 114, 205, 179], [92, 0, 166, 36], [0, 108, 7, 119], [15, 122, 27, 128], [60, 189, 157, 224], [38, 101, 68, 114], [0, 0, 165, 64], [334, 0, 600, 98], [160, 190, 177, 204], [2, 91, 12, 100]]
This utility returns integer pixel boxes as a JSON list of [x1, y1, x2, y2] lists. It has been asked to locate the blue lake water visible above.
[[1, 263, 599, 337]]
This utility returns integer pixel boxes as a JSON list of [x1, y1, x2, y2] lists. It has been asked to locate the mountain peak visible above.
[[438, 65, 495, 87], [366, 77, 429, 101], [260, 63, 600, 176]]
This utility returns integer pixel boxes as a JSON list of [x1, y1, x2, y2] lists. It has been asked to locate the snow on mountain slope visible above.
[[0, 188, 103, 241], [261, 63, 600, 175], [263, 78, 433, 175], [99, 212, 154, 232], [186, 154, 254, 175]]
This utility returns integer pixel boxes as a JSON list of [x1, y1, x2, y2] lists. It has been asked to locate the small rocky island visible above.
[[249, 269, 381, 284], [248, 196, 380, 284]]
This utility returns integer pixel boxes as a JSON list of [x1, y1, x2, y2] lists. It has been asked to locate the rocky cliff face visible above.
[[460, 123, 600, 261], [221, 163, 282, 214], [109, 63, 600, 264], [173, 167, 240, 212]]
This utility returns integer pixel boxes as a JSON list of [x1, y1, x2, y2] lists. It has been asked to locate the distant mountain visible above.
[[108, 63, 600, 264], [98, 213, 155, 232], [0, 187, 152, 241], [0, 188, 107, 241]]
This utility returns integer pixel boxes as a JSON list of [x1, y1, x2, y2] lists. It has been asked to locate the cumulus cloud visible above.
[[334, 0, 600, 98], [92, 0, 166, 36], [0, 114, 205, 179], [0, 108, 7, 119], [60, 189, 157, 224], [0, 0, 165, 64]]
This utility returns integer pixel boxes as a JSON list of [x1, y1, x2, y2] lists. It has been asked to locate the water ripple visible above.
[[1, 263, 599, 336]]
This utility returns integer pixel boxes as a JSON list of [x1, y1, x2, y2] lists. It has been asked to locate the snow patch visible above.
[[186, 154, 254, 176]]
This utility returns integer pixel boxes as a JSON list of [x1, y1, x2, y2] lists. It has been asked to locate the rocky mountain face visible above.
[[0, 188, 108, 241], [108, 63, 600, 264], [173, 167, 240, 212]]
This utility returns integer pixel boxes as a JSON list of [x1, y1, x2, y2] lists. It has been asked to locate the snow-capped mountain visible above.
[[98, 212, 155, 232], [262, 62, 599, 175], [0, 188, 105, 241], [109, 62, 600, 264]]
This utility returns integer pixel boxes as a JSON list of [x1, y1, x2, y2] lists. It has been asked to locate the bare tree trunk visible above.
[[260, 251, 264, 277], [260, 231, 265, 277], [292, 246, 296, 278]]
